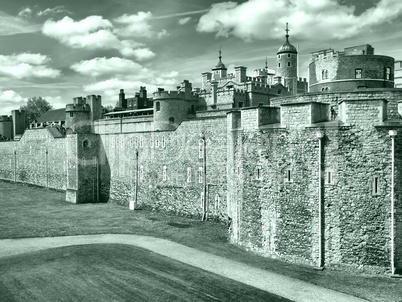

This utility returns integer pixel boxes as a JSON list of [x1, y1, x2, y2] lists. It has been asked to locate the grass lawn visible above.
[[0, 244, 291, 302], [0, 181, 401, 302]]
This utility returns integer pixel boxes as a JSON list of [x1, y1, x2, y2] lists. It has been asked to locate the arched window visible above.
[[169, 117, 175, 124], [155, 101, 160, 112]]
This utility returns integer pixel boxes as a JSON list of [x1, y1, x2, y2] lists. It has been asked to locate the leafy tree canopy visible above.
[[20, 97, 53, 123]]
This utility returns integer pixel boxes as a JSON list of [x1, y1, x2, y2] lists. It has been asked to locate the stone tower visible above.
[[276, 23, 298, 94], [212, 47, 227, 81], [65, 97, 91, 133]]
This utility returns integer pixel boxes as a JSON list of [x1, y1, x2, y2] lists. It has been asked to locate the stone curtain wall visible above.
[[94, 116, 153, 134], [99, 116, 228, 220], [271, 89, 402, 120], [228, 107, 400, 272], [0, 129, 67, 190]]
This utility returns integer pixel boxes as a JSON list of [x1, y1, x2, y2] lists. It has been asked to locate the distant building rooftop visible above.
[[36, 108, 65, 123]]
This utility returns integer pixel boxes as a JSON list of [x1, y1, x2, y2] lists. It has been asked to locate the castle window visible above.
[[287, 62, 291, 67], [372, 176, 380, 195], [284, 169, 292, 183], [256, 166, 262, 180], [278, 55, 280, 59], [198, 167, 203, 183], [187, 167, 191, 183], [322, 70, 329, 80], [278, 63, 281, 68], [69, 112, 73, 117], [386, 67, 391, 80], [155, 137, 159, 148], [325, 170, 334, 185], [355, 69, 362, 79], [162, 136, 166, 148], [169, 117, 175, 124], [82, 139, 90, 148], [238, 102, 244, 108], [214, 194, 220, 213], [287, 54, 291, 58], [199, 139, 204, 159], [155, 102, 160, 112], [162, 166, 167, 181]]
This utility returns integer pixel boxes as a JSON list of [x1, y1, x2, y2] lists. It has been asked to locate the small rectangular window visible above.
[[284, 169, 292, 183], [355, 69, 362, 79], [372, 176, 380, 195], [199, 140, 204, 159], [278, 63, 281, 68], [238, 102, 244, 108], [386, 67, 391, 80], [256, 166, 262, 180], [187, 167, 191, 183], [287, 54, 290, 58], [162, 166, 167, 181], [325, 170, 334, 185], [287, 62, 291, 67], [70, 112, 73, 117], [198, 167, 203, 183]]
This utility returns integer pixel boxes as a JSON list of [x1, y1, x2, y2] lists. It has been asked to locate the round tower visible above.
[[65, 97, 91, 133], [276, 23, 298, 89], [153, 86, 193, 131]]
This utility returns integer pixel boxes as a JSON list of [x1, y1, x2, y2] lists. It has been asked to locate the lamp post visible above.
[[316, 130, 324, 269], [200, 132, 207, 221], [389, 130, 397, 275]]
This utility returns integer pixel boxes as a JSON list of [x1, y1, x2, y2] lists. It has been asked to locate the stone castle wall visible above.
[[0, 128, 67, 190], [227, 107, 402, 273], [271, 89, 402, 120], [99, 116, 228, 219]]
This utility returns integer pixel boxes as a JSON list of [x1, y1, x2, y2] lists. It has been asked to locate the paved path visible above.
[[0, 234, 368, 302]]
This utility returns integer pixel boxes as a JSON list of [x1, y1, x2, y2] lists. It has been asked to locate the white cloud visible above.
[[43, 95, 66, 109], [37, 6, 72, 17], [178, 17, 191, 25], [42, 16, 155, 57], [157, 29, 169, 38], [0, 90, 25, 115], [197, 0, 402, 40], [0, 11, 41, 36], [130, 48, 155, 61], [71, 57, 149, 77], [114, 11, 168, 38], [0, 53, 61, 79], [114, 11, 154, 38], [163, 71, 179, 78], [18, 7, 32, 18]]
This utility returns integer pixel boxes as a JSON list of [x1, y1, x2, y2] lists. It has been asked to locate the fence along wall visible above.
[[0, 128, 67, 190], [100, 116, 228, 219]]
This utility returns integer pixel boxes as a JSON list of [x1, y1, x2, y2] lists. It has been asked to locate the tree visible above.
[[20, 97, 53, 123]]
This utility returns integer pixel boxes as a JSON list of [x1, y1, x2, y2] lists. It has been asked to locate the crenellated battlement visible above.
[[66, 103, 90, 112], [0, 115, 12, 121]]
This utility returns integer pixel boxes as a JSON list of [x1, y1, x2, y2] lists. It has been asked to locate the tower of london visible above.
[[0, 25, 401, 275]]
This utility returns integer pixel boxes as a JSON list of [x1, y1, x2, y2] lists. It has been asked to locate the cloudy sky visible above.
[[0, 0, 401, 115]]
